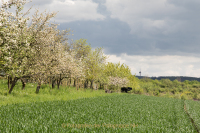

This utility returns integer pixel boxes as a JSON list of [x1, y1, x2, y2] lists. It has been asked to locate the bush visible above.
[[161, 79, 173, 88], [153, 91, 160, 96], [170, 88, 177, 94], [192, 84, 200, 88], [134, 88, 144, 94], [181, 93, 188, 100], [197, 94, 200, 100], [174, 94, 181, 99], [172, 79, 182, 88], [148, 91, 154, 96], [193, 93, 200, 100], [158, 88, 165, 93]]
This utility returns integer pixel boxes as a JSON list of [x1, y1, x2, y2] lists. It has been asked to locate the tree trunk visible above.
[[100, 83, 103, 90], [57, 74, 63, 89], [8, 77, 18, 94], [90, 80, 94, 89], [96, 82, 98, 90], [66, 78, 68, 87], [36, 83, 41, 94], [84, 79, 88, 89], [52, 81, 56, 88], [73, 79, 76, 87], [21, 79, 26, 90], [57, 79, 61, 89], [61, 80, 63, 86], [52, 77, 56, 89]]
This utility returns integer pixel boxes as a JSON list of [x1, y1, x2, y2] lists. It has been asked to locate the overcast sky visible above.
[[2, 0, 200, 77]]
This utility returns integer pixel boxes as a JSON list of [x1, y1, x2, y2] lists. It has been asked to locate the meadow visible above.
[[0, 79, 200, 132], [0, 79, 117, 106]]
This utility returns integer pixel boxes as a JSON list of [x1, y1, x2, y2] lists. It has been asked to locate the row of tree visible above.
[[0, 0, 137, 94]]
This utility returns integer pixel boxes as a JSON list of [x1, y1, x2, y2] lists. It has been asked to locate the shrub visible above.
[[193, 93, 200, 100], [161, 79, 173, 88], [170, 88, 177, 94], [192, 84, 200, 88], [134, 88, 144, 94], [153, 91, 160, 96], [197, 94, 200, 100], [164, 93, 174, 98], [174, 94, 181, 99], [181, 93, 188, 100], [158, 88, 165, 93], [148, 91, 154, 96]]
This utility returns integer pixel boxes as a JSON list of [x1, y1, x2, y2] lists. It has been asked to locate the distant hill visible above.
[[135, 76, 200, 82]]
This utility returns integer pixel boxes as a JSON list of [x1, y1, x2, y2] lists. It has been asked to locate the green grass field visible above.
[[0, 79, 200, 132], [0, 94, 198, 132]]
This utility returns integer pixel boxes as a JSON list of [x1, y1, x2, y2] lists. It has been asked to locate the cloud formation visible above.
[[107, 54, 200, 77], [104, 0, 200, 56]]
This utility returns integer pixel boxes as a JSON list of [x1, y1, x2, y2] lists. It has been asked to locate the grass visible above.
[[0, 79, 119, 106], [0, 94, 197, 132], [185, 100, 200, 131]]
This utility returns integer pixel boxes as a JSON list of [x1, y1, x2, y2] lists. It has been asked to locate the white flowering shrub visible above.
[[108, 76, 129, 90]]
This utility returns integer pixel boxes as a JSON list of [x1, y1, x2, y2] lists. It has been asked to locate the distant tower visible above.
[[139, 69, 141, 76]]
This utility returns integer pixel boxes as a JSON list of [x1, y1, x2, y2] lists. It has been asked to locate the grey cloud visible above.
[[167, 0, 200, 10], [59, 15, 200, 57], [92, 0, 110, 16], [25, 0, 200, 58], [58, 18, 137, 54], [101, 0, 200, 56]]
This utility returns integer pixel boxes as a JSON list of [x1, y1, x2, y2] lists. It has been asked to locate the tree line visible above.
[[0, 0, 138, 94]]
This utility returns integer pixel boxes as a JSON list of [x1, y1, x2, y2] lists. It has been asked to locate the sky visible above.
[[2, 0, 200, 77]]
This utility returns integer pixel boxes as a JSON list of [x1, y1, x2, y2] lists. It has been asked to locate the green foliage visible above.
[[173, 79, 182, 88], [85, 47, 107, 84], [160, 79, 173, 88], [71, 39, 91, 59], [0, 95, 196, 132], [134, 88, 144, 94], [104, 62, 131, 78], [196, 94, 200, 100], [174, 94, 181, 99], [181, 93, 188, 100], [128, 75, 140, 91], [140, 82, 153, 92], [137, 77, 200, 100], [192, 84, 200, 88]]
